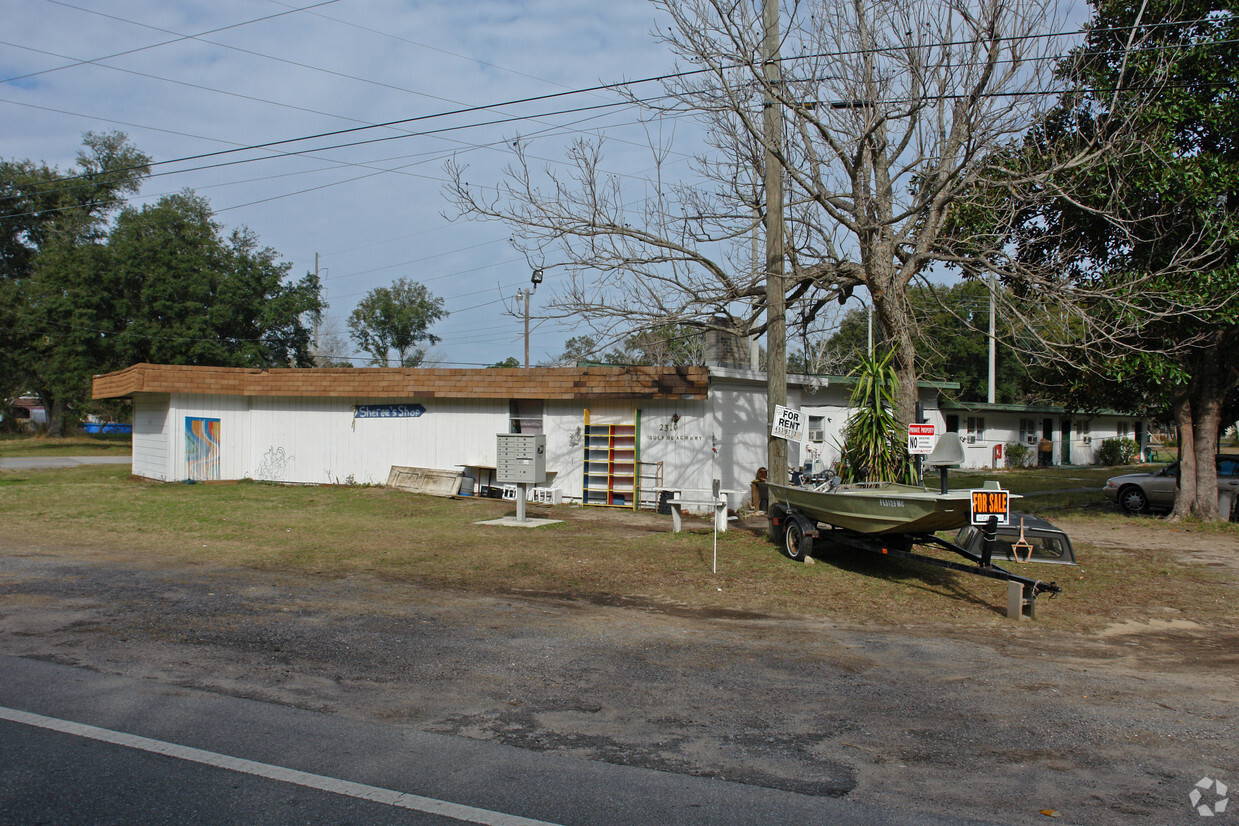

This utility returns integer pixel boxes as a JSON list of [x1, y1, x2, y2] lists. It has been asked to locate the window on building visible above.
[[808, 415, 825, 442], [1117, 420, 1129, 438], [1019, 417, 1037, 445], [509, 400, 544, 434], [966, 416, 985, 444]]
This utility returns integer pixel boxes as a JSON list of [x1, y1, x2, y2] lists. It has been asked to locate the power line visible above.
[[0, 94, 697, 223], [8, 12, 1233, 201], [5, 0, 342, 85]]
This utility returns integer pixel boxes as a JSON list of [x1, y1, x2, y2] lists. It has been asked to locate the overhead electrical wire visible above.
[[4, 0, 342, 85], [8, 25, 1231, 208], [5, 10, 1232, 356]]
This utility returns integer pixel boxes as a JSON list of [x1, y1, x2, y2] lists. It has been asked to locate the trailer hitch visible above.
[[1034, 581, 1061, 598]]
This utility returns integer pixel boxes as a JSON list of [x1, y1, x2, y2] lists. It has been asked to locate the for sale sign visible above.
[[970, 488, 1011, 526], [771, 405, 806, 442], [908, 423, 936, 455]]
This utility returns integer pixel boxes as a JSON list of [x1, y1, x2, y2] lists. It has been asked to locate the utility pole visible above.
[[523, 288, 531, 367], [987, 274, 997, 404], [313, 252, 320, 355], [515, 288, 531, 367], [763, 0, 788, 485], [516, 269, 543, 368]]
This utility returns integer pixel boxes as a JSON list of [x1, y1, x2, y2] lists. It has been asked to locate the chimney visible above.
[[705, 316, 748, 368]]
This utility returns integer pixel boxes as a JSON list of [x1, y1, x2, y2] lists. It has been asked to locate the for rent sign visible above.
[[771, 405, 806, 442]]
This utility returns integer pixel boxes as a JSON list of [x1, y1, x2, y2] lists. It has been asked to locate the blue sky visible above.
[[2, 0, 684, 365]]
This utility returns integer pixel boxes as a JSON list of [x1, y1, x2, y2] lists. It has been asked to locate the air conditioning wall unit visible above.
[[966, 435, 977, 444], [808, 429, 824, 442], [1025, 435, 1038, 444]]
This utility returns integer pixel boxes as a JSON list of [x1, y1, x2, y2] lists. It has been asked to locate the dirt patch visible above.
[[1056, 515, 1239, 581]]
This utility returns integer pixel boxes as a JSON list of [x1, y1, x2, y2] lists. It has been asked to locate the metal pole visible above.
[[524, 289, 530, 368], [987, 274, 996, 404], [763, 0, 787, 486], [313, 252, 320, 355], [867, 300, 873, 356]]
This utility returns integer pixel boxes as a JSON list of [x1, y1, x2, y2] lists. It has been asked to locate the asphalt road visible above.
[[0, 455, 132, 470], [0, 655, 979, 826]]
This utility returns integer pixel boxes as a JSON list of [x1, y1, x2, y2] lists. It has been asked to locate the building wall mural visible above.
[[186, 417, 221, 481]]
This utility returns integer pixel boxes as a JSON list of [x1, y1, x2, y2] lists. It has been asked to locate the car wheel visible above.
[[1118, 485, 1148, 515], [785, 518, 811, 562]]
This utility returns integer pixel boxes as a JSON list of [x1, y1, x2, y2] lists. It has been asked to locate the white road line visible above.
[[0, 705, 561, 826]]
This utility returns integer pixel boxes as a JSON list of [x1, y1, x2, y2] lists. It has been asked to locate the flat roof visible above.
[[92, 363, 709, 401], [706, 366, 960, 391], [938, 400, 1136, 416]]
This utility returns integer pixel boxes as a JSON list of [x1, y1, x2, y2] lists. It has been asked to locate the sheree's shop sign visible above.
[[354, 404, 426, 419]]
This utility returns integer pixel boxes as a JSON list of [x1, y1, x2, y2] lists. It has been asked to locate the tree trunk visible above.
[[1189, 356, 1223, 520], [39, 393, 68, 438], [1169, 395, 1195, 521], [871, 284, 917, 428]]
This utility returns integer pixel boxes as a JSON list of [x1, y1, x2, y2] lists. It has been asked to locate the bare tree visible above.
[[447, 0, 1118, 427]]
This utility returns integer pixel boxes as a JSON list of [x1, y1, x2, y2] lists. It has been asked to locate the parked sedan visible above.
[[1103, 455, 1239, 515]]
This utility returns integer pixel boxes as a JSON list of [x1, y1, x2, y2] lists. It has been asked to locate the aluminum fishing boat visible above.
[[766, 480, 1002, 535]]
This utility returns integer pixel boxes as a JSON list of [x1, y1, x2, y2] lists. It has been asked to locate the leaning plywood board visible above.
[[386, 466, 463, 496]]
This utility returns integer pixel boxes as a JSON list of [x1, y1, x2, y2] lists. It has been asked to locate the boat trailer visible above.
[[770, 509, 1062, 620]]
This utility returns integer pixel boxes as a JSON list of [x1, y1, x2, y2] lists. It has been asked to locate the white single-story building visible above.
[[91, 363, 1149, 510], [92, 363, 951, 510], [937, 400, 1154, 468]]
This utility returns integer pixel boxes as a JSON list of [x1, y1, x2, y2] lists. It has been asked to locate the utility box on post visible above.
[[496, 434, 546, 485]]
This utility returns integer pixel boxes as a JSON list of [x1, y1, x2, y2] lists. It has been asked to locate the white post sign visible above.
[[771, 405, 806, 442], [908, 423, 936, 455]]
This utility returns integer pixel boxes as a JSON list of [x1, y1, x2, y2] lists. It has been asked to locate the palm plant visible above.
[[838, 351, 916, 484]]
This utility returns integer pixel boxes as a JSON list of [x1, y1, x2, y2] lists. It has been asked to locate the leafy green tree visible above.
[[609, 325, 705, 366], [347, 278, 446, 367], [980, 0, 1239, 519], [816, 283, 1036, 402], [552, 326, 705, 366], [488, 356, 521, 368], [553, 335, 603, 365], [0, 132, 150, 434], [2, 135, 321, 434], [108, 192, 322, 369]]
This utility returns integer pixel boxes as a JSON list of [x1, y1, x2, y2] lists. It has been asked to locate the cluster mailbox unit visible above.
[[496, 433, 546, 521]]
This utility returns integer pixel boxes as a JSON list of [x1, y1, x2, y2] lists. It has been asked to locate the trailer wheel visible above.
[[784, 518, 812, 562], [768, 504, 788, 547]]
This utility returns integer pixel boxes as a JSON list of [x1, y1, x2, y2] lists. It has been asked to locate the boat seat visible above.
[[925, 432, 965, 468]]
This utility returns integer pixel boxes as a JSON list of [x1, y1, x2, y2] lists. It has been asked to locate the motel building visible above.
[[92, 362, 1148, 512]]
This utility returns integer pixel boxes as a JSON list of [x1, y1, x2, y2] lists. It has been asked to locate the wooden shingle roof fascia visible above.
[[93, 364, 708, 401]]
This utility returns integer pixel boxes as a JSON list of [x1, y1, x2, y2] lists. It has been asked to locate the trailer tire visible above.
[[784, 517, 812, 562], [768, 504, 788, 547]]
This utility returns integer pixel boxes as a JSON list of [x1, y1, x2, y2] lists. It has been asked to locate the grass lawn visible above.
[[0, 433, 132, 457], [1, 463, 1234, 633]]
